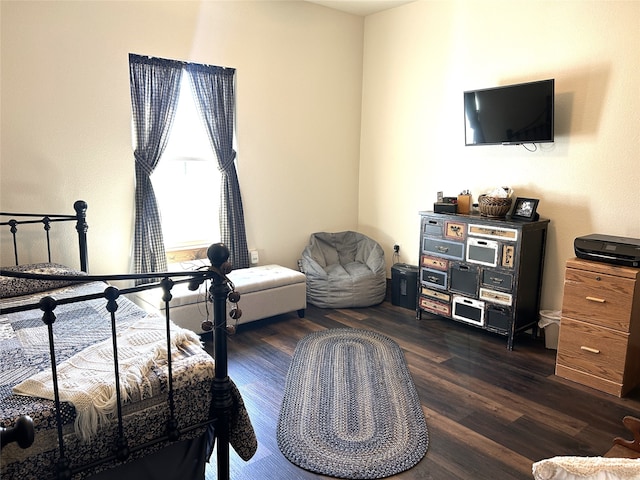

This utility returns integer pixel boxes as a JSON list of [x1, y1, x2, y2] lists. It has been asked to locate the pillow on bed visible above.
[[0, 263, 88, 298]]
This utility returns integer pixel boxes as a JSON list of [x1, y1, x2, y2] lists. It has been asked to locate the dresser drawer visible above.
[[485, 304, 512, 333], [449, 262, 479, 297], [481, 269, 514, 291], [420, 267, 448, 290], [556, 317, 628, 385], [422, 217, 443, 237], [420, 285, 450, 302], [422, 237, 464, 260], [479, 287, 512, 306], [419, 296, 450, 316], [562, 268, 636, 332], [421, 254, 448, 271]]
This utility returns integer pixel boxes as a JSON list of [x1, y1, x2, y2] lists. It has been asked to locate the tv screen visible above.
[[464, 79, 554, 146]]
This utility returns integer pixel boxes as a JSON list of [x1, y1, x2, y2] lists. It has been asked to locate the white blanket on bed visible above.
[[13, 316, 205, 442], [532, 456, 640, 479]]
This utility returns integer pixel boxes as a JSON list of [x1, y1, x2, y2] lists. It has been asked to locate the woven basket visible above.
[[478, 195, 512, 218]]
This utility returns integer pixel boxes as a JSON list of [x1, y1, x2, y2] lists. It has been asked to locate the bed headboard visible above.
[[0, 200, 89, 272]]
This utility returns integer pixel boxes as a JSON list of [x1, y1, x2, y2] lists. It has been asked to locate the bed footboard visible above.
[[0, 415, 34, 449], [207, 243, 234, 479], [1, 240, 253, 479]]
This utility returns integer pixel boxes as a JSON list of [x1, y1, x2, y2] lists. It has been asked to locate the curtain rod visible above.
[[128, 53, 235, 72]]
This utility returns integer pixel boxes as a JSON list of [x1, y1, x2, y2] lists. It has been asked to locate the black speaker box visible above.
[[434, 202, 457, 213]]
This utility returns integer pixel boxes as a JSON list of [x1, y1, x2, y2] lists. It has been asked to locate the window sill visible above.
[[166, 245, 210, 265]]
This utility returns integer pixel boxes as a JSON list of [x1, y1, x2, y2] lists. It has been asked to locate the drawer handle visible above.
[[580, 346, 601, 354], [586, 296, 606, 303], [490, 277, 504, 284], [427, 276, 439, 282], [436, 246, 449, 253]]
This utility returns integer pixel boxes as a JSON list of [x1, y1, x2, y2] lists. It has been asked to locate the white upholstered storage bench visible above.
[[133, 264, 306, 334]]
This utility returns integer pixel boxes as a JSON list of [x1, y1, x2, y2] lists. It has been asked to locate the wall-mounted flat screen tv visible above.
[[464, 79, 554, 146]]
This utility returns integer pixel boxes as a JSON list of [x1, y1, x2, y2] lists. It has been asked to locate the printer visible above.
[[574, 234, 640, 268]]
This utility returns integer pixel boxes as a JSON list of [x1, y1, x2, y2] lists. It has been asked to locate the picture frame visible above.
[[511, 197, 540, 221]]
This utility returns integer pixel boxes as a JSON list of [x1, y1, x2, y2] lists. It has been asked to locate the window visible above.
[[151, 74, 221, 250], [130, 52, 247, 274]]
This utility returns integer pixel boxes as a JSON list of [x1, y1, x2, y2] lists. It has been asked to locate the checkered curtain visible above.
[[129, 54, 183, 282], [187, 64, 249, 269]]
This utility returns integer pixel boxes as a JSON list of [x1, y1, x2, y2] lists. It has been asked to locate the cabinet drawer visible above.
[[469, 224, 519, 241], [445, 221, 466, 240], [421, 254, 448, 271], [481, 269, 514, 291], [479, 288, 512, 306], [466, 237, 499, 267], [420, 286, 450, 302], [556, 317, 628, 385], [422, 237, 464, 260], [420, 267, 447, 290], [419, 297, 450, 316], [485, 305, 512, 333], [449, 262, 479, 297], [562, 268, 636, 331], [452, 296, 485, 326], [422, 217, 443, 236]]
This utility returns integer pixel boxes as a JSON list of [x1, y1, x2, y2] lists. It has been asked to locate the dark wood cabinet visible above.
[[417, 211, 549, 349]]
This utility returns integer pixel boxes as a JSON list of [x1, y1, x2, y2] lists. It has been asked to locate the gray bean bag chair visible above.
[[301, 231, 386, 308]]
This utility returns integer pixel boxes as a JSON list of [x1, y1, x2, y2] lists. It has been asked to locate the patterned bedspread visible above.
[[0, 281, 256, 479]]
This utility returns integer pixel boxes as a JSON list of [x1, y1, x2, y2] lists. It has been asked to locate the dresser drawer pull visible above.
[[436, 246, 449, 253], [580, 346, 601, 354], [586, 296, 606, 303]]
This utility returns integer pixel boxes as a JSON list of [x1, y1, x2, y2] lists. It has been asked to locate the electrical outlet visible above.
[[250, 250, 259, 264], [393, 244, 400, 253]]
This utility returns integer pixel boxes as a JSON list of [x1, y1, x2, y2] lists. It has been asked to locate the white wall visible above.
[[3, 1, 639, 313], [0, 1, 364, 273], [359, 0, 640, 310]]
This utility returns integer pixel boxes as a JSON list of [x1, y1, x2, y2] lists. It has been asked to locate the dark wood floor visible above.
[[205, 300, 640, 480]]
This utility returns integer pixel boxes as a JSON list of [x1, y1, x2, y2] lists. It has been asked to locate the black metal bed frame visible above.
[[1, 199, 89, 273], [0, 201, 235, 480]]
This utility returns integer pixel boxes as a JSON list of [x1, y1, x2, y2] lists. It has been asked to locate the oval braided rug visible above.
[[277, 328, 429, 479]]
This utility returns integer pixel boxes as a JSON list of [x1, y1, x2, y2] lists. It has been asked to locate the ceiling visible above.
[[304, 0, 415, 17]]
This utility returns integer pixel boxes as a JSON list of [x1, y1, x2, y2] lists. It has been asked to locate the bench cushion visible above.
[[228, 264, 305, 294], [132, 264, 306, 333]]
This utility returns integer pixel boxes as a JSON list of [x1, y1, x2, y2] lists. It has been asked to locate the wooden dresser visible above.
[[556, 258, 640, 397]]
